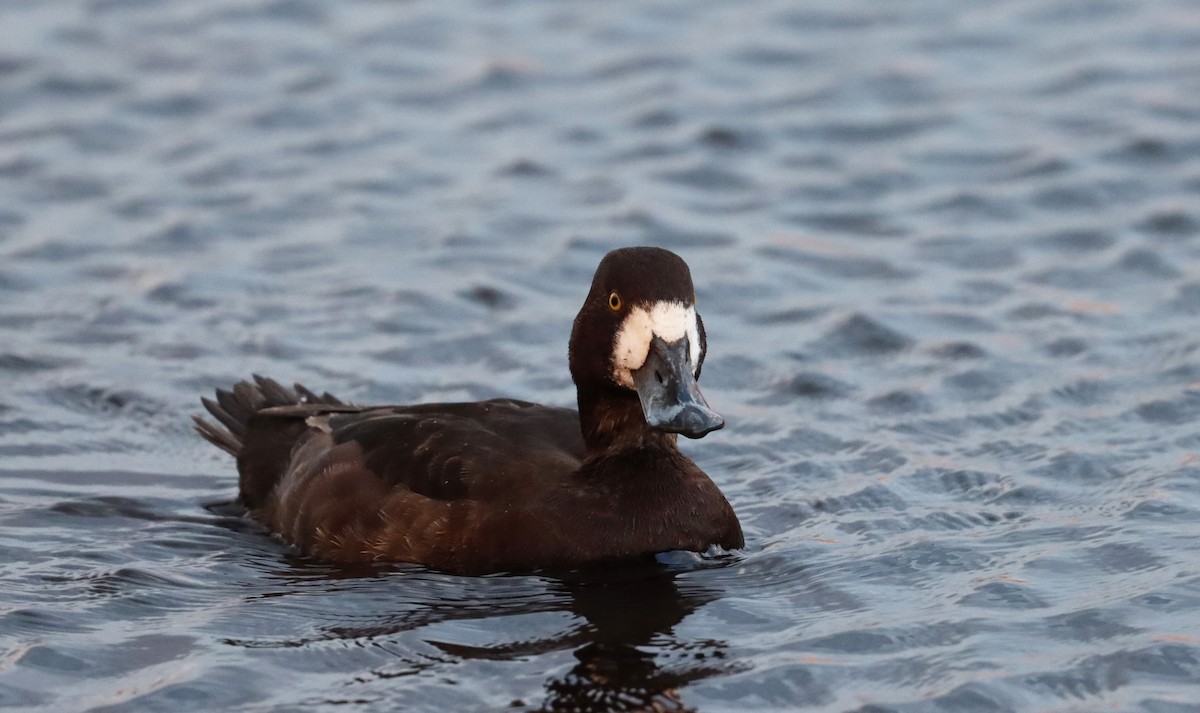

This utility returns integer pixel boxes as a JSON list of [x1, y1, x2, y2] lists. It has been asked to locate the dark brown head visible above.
[[569, 247, 722, 441]]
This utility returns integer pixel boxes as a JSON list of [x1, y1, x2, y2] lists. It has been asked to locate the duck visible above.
[[194, 246, 743, 574]]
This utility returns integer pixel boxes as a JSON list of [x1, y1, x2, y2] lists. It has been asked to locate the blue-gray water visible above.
[[2, 1, 1200, 711]]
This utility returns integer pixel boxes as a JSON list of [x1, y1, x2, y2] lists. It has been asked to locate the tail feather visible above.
[[194, 375, 340, 457], [192, 410, 241, 456], [252, 374, 295, 406]]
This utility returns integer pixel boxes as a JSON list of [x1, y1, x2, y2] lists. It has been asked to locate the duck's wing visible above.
[[320, 398, 586, 500], [262, 399, 587, 571]]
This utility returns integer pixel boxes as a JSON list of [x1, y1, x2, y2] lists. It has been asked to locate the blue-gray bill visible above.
[[632, 335, 724, 438]]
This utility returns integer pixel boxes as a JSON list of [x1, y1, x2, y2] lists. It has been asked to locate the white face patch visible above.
[[611, 300, 701, 389]]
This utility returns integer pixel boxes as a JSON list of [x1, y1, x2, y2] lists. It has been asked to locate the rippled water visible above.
[[2, 0, 1200, 710]]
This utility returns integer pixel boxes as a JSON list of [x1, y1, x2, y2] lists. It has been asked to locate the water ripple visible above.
[[2, 0, 1200, 710]]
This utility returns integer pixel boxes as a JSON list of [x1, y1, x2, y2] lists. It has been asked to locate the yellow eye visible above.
[[608, 291, 622, 311]]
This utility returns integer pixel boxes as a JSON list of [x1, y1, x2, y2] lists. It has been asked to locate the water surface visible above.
[[2, 0, 1200, 710]]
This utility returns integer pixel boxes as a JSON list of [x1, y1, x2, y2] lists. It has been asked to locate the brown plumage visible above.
[[195, 247, 743, 574]]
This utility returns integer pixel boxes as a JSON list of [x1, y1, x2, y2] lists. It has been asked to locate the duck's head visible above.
[[569, 247, 724, 439]]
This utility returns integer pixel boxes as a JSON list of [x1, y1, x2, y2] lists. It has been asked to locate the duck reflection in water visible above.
[[536, 567, 733, 713], [433, 565, 735, 713]]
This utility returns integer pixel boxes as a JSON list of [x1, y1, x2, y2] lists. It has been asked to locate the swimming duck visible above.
[[195, 247, 743, 574]]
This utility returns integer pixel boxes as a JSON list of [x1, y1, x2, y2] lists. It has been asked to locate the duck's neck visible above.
[[576, 385, 678, 455]]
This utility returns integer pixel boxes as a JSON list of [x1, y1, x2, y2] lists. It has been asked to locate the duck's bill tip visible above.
[[632, 335, 724, 439], [647, 404, 725, 438]]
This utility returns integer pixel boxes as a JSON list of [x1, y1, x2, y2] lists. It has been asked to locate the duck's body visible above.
[[196, 247, 743, 574]]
